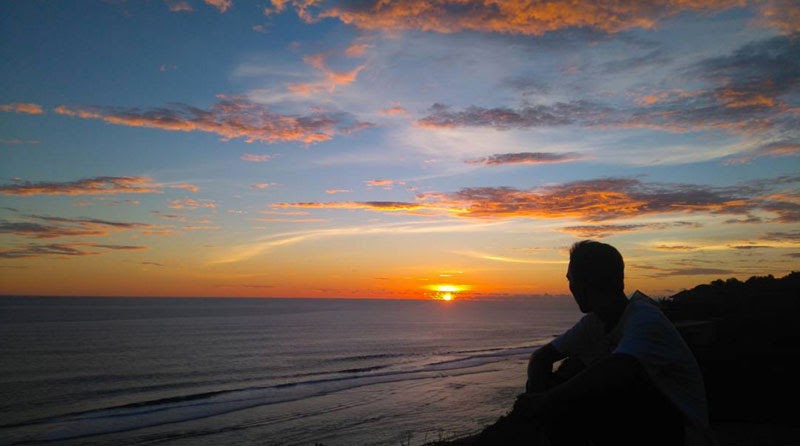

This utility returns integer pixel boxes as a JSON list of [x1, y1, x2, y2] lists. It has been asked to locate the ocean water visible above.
[[0, 296, 581, 446]]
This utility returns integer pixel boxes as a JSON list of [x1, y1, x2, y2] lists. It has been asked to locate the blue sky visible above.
[[1, 1, 798, 298]]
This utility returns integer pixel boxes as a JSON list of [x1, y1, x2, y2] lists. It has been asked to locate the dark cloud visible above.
[[0, 215, 156, 239], [562, 221, 700, 238], [55, 96, 373, 144], [500, 76, 550, 95], [417, 101, 610, 129], [656, 267, 736, 277], [689, 34, 800, 97], [601, 48, 673, 73], [418, 35, 799, 142], [761, 230, 800, 242], [0, 177, 161, 196], [467, 152, 581, 165], [0, 243, 147, 259]]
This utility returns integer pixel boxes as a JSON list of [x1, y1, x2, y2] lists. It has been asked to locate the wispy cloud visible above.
[[455, 250, 567, 265], [725, 141, 800, 164], [325, 189, 351, 194], [241, 153, 272, 162], [0, 177, 162, 196], [1, 139, 40, 145], [0, 102, 44, 115], [55, 96, 372, 144], [467, 152, 581, 166], [276, 0, 788, 35], [0, 242, 148, 259], [212, 220, 504, 264]]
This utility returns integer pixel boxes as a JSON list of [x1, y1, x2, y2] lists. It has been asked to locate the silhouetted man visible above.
[[519, 240, 712, 446]]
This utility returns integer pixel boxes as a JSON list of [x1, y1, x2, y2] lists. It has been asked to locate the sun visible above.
[[441, 292, 453, 301]]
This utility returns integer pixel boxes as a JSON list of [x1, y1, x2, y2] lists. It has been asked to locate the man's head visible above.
[[567, 240, 625, 313]]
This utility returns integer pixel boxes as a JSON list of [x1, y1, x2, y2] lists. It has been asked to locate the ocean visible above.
[[0, 296, 581, 446]]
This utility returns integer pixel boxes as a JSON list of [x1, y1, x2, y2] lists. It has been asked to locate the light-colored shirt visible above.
[[551, 291, 713, 445]]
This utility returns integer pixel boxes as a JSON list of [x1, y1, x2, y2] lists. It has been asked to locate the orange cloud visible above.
[[345, 42, 370, 57], [365, 179, 405, 189], [0, 102, 44, 115], [0, 177, 162, 196], [251, 182, 278, 189], [325, 189, 351, 194], [275, 176, 800, 223], [755, 0, 800, 34], [379, 105, 409, 116], [717, 88, 776, 108], [170, 183, 200, 193], [55, 96, 370, 144], [166, 0, 193, 12], [281, 0, 757, 35], [204, 0, 232, 13], [286, 52, 366, 95], [168, 198, 217, 210]]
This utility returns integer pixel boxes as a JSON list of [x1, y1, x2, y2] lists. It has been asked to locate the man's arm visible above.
[[536, 352, 643, 416], [526, 343, 567, 393]]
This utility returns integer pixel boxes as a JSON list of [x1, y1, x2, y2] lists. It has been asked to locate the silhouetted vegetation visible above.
[[659, 272, 800, 425], [660, 271, 800, 321]]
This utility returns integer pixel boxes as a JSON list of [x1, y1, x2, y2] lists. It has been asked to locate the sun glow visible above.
[[427, 284, 470, 301]]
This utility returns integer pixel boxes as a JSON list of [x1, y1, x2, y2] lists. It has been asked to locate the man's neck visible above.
[[595, 292, 629, 332]]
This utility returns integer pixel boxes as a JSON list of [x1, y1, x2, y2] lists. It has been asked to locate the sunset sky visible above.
[[1, 1, 798, 299]]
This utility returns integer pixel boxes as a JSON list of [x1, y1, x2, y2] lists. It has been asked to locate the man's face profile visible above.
[[567, 263, 591, 313]]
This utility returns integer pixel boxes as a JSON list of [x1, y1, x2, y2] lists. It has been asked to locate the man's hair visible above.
[[569, 240, 625, 294]]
